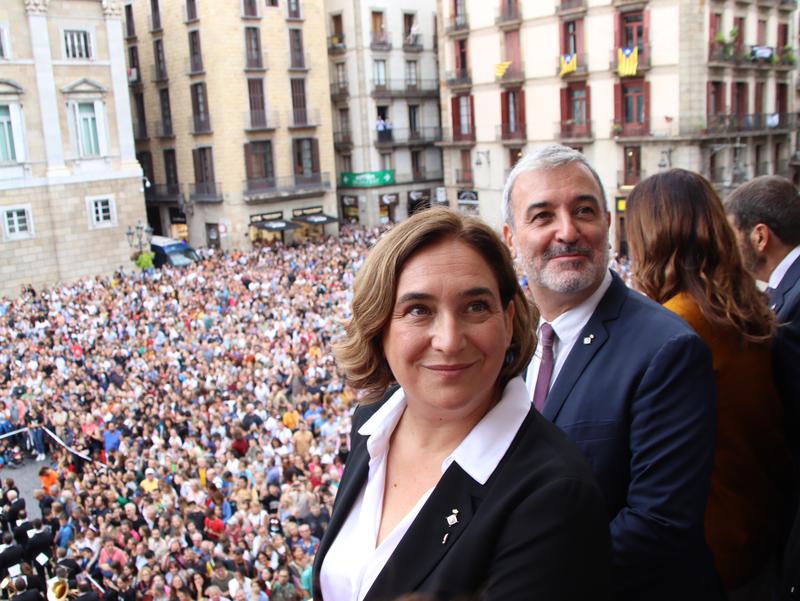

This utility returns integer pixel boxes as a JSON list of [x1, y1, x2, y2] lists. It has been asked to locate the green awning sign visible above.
[[340, 170, 395, 188]]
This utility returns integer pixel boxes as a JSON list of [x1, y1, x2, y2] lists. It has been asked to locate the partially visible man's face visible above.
[[504, 163, 609, 310], [728, 215, 768, 281]]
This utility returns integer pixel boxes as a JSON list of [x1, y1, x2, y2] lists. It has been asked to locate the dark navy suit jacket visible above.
[[771, 253, 800, 429], [538, 272, 720, 601], [770, 253, 800, 601]]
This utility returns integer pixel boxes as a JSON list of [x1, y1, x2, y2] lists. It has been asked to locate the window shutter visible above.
[[311, 139, 320, 174], [500, 91, 509, 128], [244, 143, 254, 180], [576, 18, 585, 57], [9, 104, 26, 162], [206, 147, 216, 182], [730, 82, 736, 113], [191, 85, 200, 119], [720, 81, 727, 113], [469, 94, 475, 134], [518, 89, 526, 128], [70, 101, 81, 156], [451, 96, 460, 133], [643, 81, 651, 132], [584, 85, 591, 125], [613, 83, 622, 125], [743, 82, 749, 114], [201, 83, 210, 120], [192, 148, 201, 183], [706, 82, 713, 117], [560, 87, 569, 122], [643, 10, 650, 46], [613, 12, 620, 49], [558, 21, 564, 55], [454, 40, 461, 71]]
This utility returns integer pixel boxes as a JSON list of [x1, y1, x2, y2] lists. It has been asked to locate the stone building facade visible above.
[[126, 0, 338, 249], [0, 0, 147, 298], [436, 0, 798, 252], [325, 0, 445, 228]]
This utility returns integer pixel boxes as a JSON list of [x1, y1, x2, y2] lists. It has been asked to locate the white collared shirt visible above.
[[525, 270, 613, 401], [769, 245, 800, 290], [319, 377, 532, 601]]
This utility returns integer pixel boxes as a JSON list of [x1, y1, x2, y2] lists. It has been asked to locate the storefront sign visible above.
[[341, 195, 358, 206], [340, 170, 395, 188], [409, 189, 431, 202], [435, 187, 447, 204], [380, 193, 399, 205], [457, 190, 479, 202]]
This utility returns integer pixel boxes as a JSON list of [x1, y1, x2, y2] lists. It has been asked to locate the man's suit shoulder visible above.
[[602, 278, 703, 346]]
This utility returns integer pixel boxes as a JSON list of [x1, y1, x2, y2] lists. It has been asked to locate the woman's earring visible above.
[[504, 348, 515, 366]]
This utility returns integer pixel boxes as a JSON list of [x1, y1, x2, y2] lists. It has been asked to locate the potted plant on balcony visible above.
[[779, 45, 797, 65], [611, 122, 623, 138]]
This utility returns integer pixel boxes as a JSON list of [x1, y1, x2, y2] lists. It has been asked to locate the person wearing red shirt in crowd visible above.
[[204, 507, 225, 541]]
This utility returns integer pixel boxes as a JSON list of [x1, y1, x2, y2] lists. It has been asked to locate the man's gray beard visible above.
[[521, 244, 609, 295]]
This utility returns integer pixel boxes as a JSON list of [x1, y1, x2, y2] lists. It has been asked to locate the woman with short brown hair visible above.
[[313, 207, 611, 600]]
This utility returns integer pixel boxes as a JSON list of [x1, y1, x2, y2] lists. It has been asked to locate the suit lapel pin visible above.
[[770, 304, 777, 311], [446, 508, 459, 527], [441, 533, 449, 545], [583, 334, 595, 345]]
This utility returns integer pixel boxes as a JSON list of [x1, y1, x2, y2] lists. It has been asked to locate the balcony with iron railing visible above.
[[748, 45, 778, 69], [133, 120, 148, 141], [756, 161, 771, 176], [183, 1, 199, 23], [288, 108, 320, 128], [446, 69, 472, 88], [610, 44, 651, 74], [371, 30, 392, 51], [186, 55, 204, 75], [496, 3, 522, 27], [242, 0, 260, 18], [497, 62, 525, 86], [331, 80, 349, 100], [154, 120, 174, 138], [148, 183, 182, 203], [190, 114, 212, 135], [613, 0, 647, 6], [152, 63, 168, 82], [496, 122, 527, 142], [334, 130, 353, 148], [556, 0, 586, 14], [556, 53, 589, 77], [189, 181, 223, 203], [328, 34, 346, 54], [246, 110, 278, 131], [371, 78, 439, 98], [243, 173, 331, 202], [778, 0, 797, 10], [399, 168, 444, 183], [441, 127, 476, 145], [445, 14, 469, 35], [375, 127, 443, 147], [403, 33, 423, 52], [289, 52, 308, 71], [703, 112, 795, 134], [556, 120, 594, 141], [611, 118, 650, 138], [455, 169, 474, 185], [149, 12, 162, 33], [617, 170, 647, 188], [245, 50, 266, 71]]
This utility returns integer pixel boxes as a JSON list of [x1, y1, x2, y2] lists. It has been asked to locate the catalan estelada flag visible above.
[[618, 47, 638, 77], [495, 61, 512, 78], [559, 53, 577, 77]]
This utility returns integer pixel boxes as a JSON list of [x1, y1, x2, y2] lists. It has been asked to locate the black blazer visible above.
[[312, 382, 612, 601]]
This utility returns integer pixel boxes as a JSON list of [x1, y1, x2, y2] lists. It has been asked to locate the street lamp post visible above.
[[126, 221, 154, 253]]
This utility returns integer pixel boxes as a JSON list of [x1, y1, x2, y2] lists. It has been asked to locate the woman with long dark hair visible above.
[[626, 169, 793, 596]]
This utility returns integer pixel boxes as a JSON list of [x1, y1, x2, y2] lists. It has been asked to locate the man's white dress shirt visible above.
[[769, 245, 800, 290], [525, 270, 612, 400]]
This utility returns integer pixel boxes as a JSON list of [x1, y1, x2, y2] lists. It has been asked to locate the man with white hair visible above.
[[502, 145, 719, 601]]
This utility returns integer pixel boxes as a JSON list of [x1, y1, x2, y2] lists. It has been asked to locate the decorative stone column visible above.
[[26, 0, 69, 177], [103, 0, 138, 170]]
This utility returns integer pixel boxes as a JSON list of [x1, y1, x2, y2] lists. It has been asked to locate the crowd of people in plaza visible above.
[[0, 144, 799, 601], [0, 225, 390, 601]]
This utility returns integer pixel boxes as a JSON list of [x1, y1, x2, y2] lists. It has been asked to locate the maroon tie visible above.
[[532, 323, 556, 412]]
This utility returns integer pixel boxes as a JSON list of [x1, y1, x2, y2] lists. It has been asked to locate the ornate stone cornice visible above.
[[24, 0, 49, 15], [102, 0, 123, 17]]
